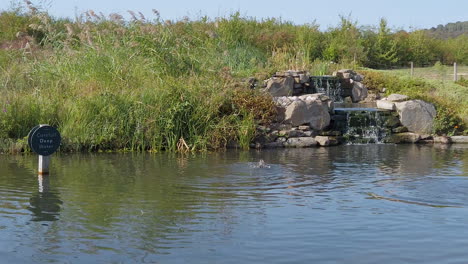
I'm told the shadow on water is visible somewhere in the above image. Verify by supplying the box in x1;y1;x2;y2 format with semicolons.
27;175;62;222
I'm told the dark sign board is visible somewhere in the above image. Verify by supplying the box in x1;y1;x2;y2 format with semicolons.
28;125;61;156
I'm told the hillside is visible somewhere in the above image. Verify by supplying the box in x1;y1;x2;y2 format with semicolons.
427;21;468;39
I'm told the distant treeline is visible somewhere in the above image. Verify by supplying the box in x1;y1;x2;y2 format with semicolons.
427;21;468;39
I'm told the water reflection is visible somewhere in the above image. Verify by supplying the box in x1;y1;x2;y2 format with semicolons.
27;175;62;221
0;145;467;263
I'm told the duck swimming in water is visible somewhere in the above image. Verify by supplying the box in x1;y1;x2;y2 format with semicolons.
254;159;270;168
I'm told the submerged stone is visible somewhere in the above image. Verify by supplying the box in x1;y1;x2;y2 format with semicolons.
284;137;317;148
433;136;451;144
386;132;421;144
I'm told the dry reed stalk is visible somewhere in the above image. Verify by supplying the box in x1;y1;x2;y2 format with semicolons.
177;137;190;152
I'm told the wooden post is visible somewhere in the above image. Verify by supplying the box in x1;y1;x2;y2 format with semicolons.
38;155;50;175
410;62;414;77
454;62;458;81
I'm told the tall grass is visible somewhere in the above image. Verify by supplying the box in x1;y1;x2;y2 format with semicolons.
0;3;466;153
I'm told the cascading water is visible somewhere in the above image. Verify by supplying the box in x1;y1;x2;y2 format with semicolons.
310;76;343;102
295;74;400;144
332;104;393;144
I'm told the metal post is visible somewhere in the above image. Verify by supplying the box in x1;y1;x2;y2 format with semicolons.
454;62;458;81
410;62;414;77
38;155;50;175
38;174;50;193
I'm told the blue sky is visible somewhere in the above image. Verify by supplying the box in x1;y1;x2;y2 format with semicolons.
2;0;467;30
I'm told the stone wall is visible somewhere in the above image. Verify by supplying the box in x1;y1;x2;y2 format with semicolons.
252;70;467;148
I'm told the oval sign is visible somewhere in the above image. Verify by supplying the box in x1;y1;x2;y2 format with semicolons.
27;125;41;151
28;125;61;156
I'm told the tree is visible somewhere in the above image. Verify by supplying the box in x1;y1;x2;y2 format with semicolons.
365;18;398;68
322;15;365;65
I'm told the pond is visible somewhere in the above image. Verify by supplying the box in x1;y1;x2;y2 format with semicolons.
1;144;467;263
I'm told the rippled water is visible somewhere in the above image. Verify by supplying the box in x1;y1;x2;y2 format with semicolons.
1;144;468;263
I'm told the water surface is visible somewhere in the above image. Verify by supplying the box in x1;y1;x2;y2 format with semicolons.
1;144;467;263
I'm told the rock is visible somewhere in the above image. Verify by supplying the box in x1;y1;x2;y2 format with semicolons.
319;130;341;136
353;74;364;82
327;100;334;112
303;131;314;137
275;106;286;122
351;82;368;102
387;94;409;102
450;136;468;144
315;136;330;146
418;139;434;144
283;99;331;130
294;83;303;89
376;99;396;111
327;137;340;146
298;73;309;83
341;72;352;79
384;115;401;128
336;69;356;75
264;76;294;96
395;100;436;134
284;137;317;148
298;125;310;131
269;123;292;131
420;134;432;140
333;69;357;80
362;93;379;102
387;132;421;144
344;96;353;103
433;136;451;144
299;93;330;102
264;142;284;148
392;126;408;133
250;142;263;149
243;77;257;89
276;137;287;143
267;131;279;142
278;130;288;137
287;130;306;138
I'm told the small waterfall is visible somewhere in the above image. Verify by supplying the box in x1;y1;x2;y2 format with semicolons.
310;76;343;102
333;106;391;144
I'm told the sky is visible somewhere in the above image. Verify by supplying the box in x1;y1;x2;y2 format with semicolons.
1;0;467;30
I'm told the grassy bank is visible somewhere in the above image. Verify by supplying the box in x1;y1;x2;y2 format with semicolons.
0;4;350;153
0;3;467;153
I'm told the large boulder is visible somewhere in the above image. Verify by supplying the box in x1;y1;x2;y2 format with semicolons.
395;100;436;134
284;99;330;130
376;99;396;110
264;76;294;96
351;81;368;102
387;94;409;102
